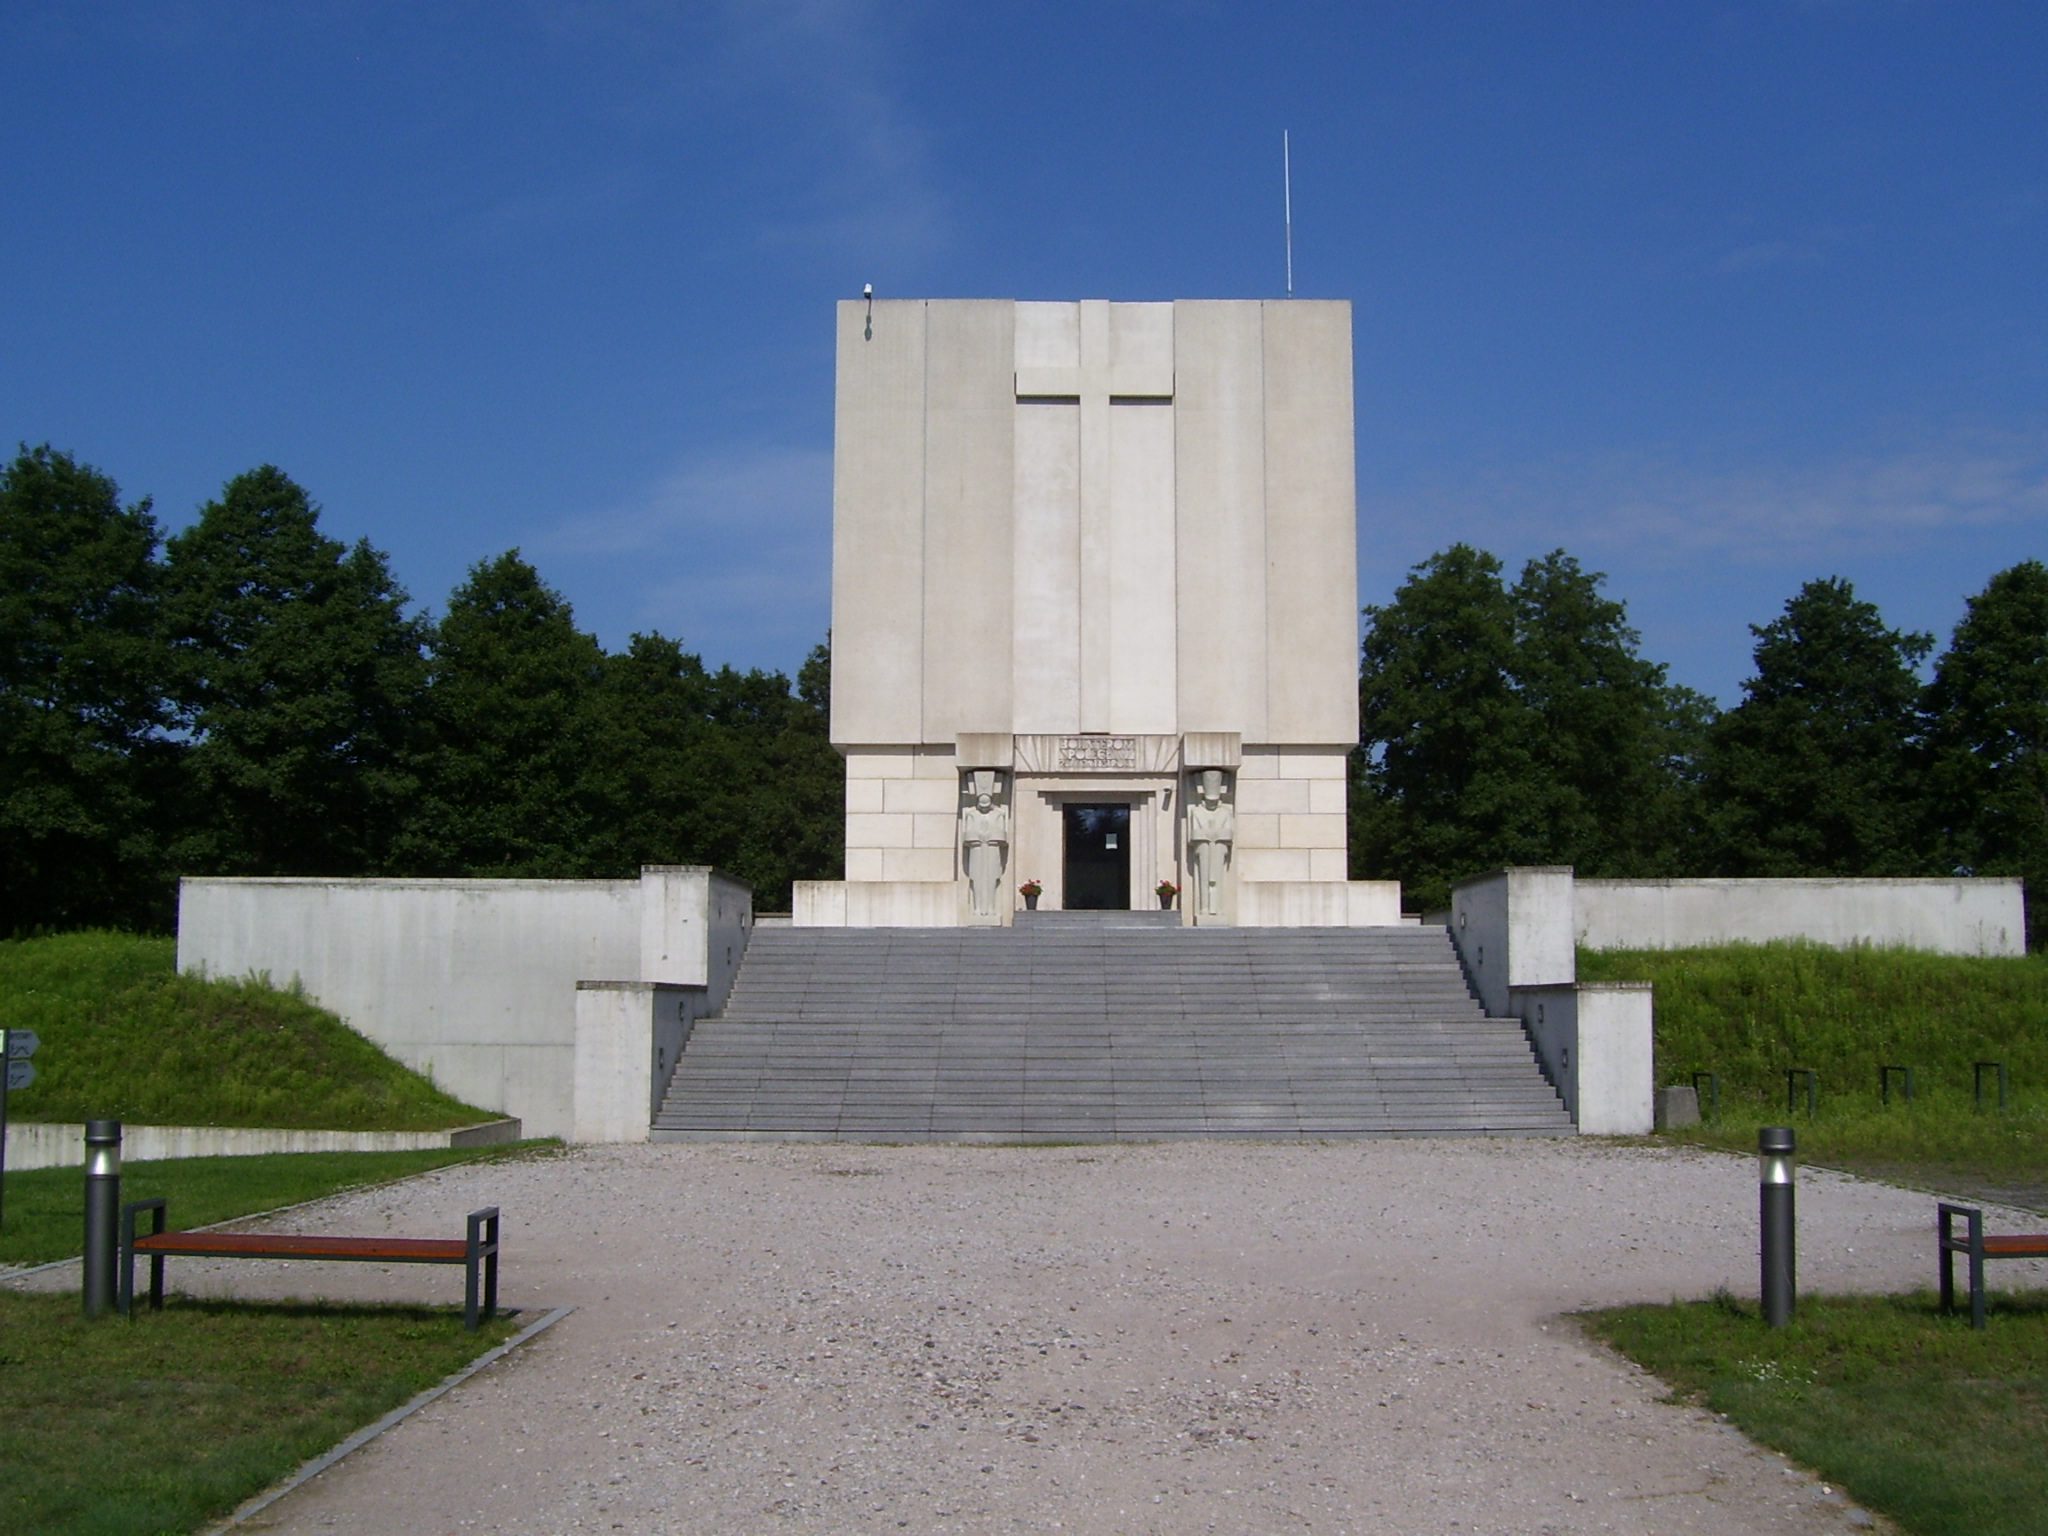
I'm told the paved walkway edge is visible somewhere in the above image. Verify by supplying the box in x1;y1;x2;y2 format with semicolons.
5;1117;523;1172
208;1303;574;1534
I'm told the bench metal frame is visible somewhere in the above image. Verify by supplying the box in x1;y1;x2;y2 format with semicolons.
1938;1201;2048;1330
118;1200;500;1330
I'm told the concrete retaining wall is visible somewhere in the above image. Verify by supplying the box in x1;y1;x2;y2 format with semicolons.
1507;983;1653;1137
1236;881;1407;928
571;981;726;1143
177;867;753;1141
1577;877;2025;957
794;880;961;927
4;1117;521;1172
1448;868;1576;1020
1448;869;1653;1134
1444;866;2027;1133
796;878;1409;929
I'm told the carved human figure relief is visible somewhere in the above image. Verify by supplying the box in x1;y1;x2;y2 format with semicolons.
1186;769;1235;917
961;771;1011;918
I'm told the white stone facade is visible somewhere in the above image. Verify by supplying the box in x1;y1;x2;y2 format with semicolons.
815;297;1367;925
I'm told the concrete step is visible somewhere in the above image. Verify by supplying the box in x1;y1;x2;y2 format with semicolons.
654;923;1574;1140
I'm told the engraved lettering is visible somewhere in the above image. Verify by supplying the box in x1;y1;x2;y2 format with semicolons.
1057;735;1138;770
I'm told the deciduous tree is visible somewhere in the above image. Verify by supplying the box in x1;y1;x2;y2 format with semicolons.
399;550;606;875
1356;545;1546;908
1922;560;2048;944
163;466;428;875
1509;550;1710;874
0;446;175;930
1703;577;1932;876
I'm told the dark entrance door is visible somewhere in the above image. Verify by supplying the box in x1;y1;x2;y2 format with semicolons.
1063;803;1131;910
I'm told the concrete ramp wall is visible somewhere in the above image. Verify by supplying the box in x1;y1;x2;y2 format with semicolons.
1446;866;2029;1135
177;867;752;1140
1577;877;2024;957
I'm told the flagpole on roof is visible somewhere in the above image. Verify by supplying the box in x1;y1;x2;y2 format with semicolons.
1283;129;1294;297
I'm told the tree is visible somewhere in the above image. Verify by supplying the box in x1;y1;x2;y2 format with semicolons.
0;446;176;931
1922;560;2048;944
577;631;721;875
163;466;428;876
1702;577;1933;876
1508;550;1710;874
1355;545;1713;907
1355;545;1548;908
720;638;842;905
399;550;607;875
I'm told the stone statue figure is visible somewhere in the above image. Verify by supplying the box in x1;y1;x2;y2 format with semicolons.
961;772;1010;918
1186;769;1235;917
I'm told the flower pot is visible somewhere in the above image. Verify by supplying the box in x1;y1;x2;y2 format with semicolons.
1158;892;1174;909
1023;892;1039;910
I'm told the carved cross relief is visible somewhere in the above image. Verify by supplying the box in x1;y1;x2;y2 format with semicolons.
1014;300;1174;732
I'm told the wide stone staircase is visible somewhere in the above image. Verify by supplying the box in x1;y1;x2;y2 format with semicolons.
651;915;1573;1140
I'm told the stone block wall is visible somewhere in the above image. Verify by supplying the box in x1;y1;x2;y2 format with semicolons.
1232;747;1352;884
841;744;963;886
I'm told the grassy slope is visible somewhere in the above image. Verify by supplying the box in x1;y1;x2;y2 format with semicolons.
1580;943;2048;1204
1573;948;2048;1534
0;931;489;1131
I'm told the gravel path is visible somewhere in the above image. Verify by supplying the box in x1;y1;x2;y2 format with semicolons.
93;1138;2047;1534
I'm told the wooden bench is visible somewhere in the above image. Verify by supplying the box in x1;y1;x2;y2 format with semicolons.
1938;1202;2048;1329
118;1200;500;1330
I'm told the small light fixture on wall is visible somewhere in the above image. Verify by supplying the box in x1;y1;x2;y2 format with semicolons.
863;282;873;340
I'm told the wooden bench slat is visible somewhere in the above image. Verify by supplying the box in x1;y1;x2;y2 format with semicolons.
1938;1202;2048;1330
119;1200;501;1330
1980;1235;2048;1258
131;1232;472;1263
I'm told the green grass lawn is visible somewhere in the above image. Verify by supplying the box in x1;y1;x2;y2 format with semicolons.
0;936;557;1532
1584;1289;2048;1536
1;930;489;1131
0;1142;559;1268
1580;943;2048;1207
0;1289;525;1536
1572;944;2048;1532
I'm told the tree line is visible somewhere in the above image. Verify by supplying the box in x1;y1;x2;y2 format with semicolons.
9;443;2042;944
1354;545;2048;943
1;445;841;933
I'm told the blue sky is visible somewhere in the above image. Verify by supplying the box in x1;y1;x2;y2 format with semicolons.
5;1;2044;706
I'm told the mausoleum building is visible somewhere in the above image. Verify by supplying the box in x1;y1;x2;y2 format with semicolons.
161;293;2017;1146
798;297;1396;927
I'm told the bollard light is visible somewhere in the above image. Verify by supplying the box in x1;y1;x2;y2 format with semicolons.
1759;1125;1796;1328
82;1119;122;1319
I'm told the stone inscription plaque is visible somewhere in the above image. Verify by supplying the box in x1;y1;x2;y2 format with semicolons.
1012;733;1180;775
1058;735;1139;771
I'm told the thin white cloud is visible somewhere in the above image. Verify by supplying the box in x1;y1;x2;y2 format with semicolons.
713;0;949;266
1370;426;2048;570
534;442;832;662
1714;220;1868;276
633;556;831;671
546;443;832;555
467;2;946;266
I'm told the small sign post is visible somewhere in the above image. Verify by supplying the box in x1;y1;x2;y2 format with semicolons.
0;1027;41;1230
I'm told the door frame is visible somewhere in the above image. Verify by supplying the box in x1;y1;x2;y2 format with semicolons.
1061;801;1133;910
1018;782;1170;913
